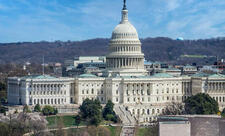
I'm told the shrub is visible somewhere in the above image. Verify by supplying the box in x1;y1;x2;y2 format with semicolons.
34;104;41;112
42;105;57;116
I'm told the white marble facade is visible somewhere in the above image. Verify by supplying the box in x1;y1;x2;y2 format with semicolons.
7;75;74;106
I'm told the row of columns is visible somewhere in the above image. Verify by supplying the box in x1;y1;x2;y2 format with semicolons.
182;82;191;94
207;82;225;92
110;46;140;52
107;58;144;69
32;98;66;105
30;84;65;91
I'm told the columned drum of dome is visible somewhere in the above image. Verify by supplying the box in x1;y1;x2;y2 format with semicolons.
106;1;147;77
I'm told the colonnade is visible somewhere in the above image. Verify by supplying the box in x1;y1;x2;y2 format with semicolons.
107;58;144;69
207;82;225;92
110;45;141;52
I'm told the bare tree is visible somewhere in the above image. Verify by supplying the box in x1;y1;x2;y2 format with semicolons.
162;102;185;115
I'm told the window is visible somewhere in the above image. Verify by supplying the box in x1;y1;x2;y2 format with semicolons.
116;97;118;102
152;109;155;114
82;90;84;94
116;90;118;94
167;88;169;93
91;89;94;94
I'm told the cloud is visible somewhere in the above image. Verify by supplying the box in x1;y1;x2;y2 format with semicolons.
0;0;225;42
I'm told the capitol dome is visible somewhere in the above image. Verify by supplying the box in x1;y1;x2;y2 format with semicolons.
112;22;139;39
106;0;147;77
111;8;139;40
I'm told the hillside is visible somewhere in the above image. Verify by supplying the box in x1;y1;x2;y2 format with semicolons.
0;37;225;65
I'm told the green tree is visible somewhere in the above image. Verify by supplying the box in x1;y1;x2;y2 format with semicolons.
103;100;114;118
0;102;6;114
221;108;225;118
75;115;81;128
103;100;118;123
42;105;57;116
34;104;41;112
79;98;102;126
0;82;6;91
185;93;219;114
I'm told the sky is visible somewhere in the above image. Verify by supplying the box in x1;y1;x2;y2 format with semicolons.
0;0;225;43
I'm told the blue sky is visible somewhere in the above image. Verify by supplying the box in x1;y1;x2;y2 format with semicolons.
0;0;225;43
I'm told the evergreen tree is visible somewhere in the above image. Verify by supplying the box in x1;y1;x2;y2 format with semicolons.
185;93;219;114
102;100;118;123
74;115;81;128
34;104;41;112
79;98;102;126
221;108;225;118
103;100;114;118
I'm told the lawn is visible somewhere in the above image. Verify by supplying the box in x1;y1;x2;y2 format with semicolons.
46;115;87;128
46;115;115;128
136;126;158;136
50;126;122;136
106;126;122;136
136;127;149;136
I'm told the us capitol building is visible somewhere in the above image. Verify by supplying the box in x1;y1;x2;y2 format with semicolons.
7;1;225;124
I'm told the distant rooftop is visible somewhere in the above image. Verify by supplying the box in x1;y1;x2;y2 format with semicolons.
79;73;98;78
192;73;225;78
21;75;56;80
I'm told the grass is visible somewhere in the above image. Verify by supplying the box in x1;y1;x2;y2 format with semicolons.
50;126;122;136
46;115;86;128
46;115;115;128
136;126;158;136
106;126;122;136
136;127;149;136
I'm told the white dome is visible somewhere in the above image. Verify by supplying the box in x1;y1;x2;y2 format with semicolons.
111;22;139;39
111;10;139;40
113;22;138;35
